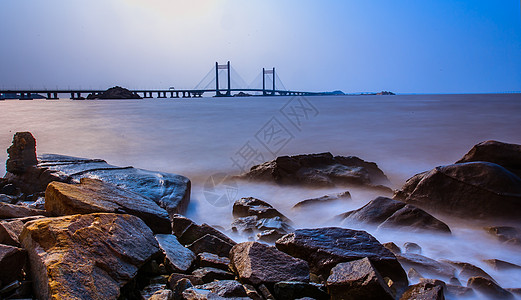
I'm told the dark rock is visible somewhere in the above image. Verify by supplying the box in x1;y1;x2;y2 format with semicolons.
229;241;310;286
275;227;408;292
6;132;37;174
382;242;401;255
326;258;394;300
257;229;287;243
483;258;521;270
197;252;230;270
187;233;235;257
467;276;514;299
399;281;445;300
449;277;461;286
485;226;521;246
191;267;234;283
0;244;26;284
1;184;18;196
171;214;235;246
397;253;455;281
395;162;521;220
20;213;160;299
0;202;48;219
167;273;203;288
171;278;192;300
45;178;171;233
0;194;15;204
507;288;521;296
258;284;275;299
403;242;422;254
236;152;391;189
39;154;191;217
0;215;46;246
292;191;351;210
339;197;451;233
197;280;248;297
408;268;423;281
155;234;195;273
140;284;168;299
446;284;474;297
148;289;173;300
4;165;71;195
273;281;328;300
243;284;263;300
91;86;142;99
232;197;290;221
456;140;521;178
441;260;496;283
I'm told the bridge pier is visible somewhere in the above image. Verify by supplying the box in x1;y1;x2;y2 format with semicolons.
158;92;166;98
182;91;191;98
20;92;33;100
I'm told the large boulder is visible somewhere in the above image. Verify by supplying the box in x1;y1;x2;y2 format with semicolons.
229;241;310;286
6;132;38;174
0;216;45;246
275;227;408;292
456;140;521;178
236;152;390;189
394;162;521;220
39;154;190;217
45;178;171;233
232;197;290;221
339;197;451;233
292;191;351;210
0;202;48;219
19;213;161;299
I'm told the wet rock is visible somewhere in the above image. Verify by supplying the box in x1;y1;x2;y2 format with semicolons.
6;132;38;174
232;197;290;221
197;252;230;270
404;242;422;254
140;284;167;299
229;241;310;286
171;278;192;300
20;213;160;299
243;284;263;300
275;227;408;292
395;162;521;220
167;273;203;288
507;288;521;296
45;178;171;233
292;191;351;210
408;268;423;281
39;154;191;216
273;281;328;300
449;277;461;286
258;284;275;299
397;253;455;281
197;280;248;297
467;276;514;299
339;197;451;233
191;267;234;283
148;289;173;300
0;194;15;204
326;258;394;300
171;214;235;247
0;202;48;219
4;165;70;195
237;152;391;189
456;140;521;178
91;86;142;99
446;284;474;298
382;242;401;255
442;260;496;283
257;229;287;243
485;226;521;246
399;281;445;300
187;233;235;257
483;258;521;270
155;234;195;273
1;184;18;196
0;244;26;284
0;215;45;246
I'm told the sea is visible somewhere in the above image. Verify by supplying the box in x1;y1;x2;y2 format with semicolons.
1;94;521;297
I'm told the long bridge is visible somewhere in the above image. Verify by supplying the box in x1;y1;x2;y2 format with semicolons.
1;61;331;100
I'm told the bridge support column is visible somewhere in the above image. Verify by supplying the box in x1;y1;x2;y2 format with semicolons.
53;93;58;99
47;92;52;99
170;92;174;98
70;93;75;99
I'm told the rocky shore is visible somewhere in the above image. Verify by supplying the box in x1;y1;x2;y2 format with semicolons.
0;132;520;299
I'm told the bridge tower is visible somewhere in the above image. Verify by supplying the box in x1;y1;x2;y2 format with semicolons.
262;67;276;96
215;61;231;97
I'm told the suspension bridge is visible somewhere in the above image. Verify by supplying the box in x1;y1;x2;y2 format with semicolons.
0;62;331;100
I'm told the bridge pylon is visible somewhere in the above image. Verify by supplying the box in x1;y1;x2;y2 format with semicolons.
215;61;231;97
262;67;276;96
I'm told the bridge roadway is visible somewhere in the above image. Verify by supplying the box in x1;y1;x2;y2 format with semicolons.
0;88;327;100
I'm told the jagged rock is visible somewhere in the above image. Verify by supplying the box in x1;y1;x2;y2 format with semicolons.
397;253;455;280
148;289;173;300
467;276;514;299
4;165;70;195
0;194;15;204
408;268;423;281
258;284;275;299
229;241;309;286
273;281;328;300
484;226;521;246
483;258;521;270
236;152;391;189
456;140;521;178
167;273;203;288
243;284;263;300
232;197;290;221
0;202;48;219
191;267;234;283
257;229;287;243
446;284;474;297
140;284;168;299
171;278;192;300
382;242;401;255
6;132;37;174
400;281;445;300
339;197;451;233
292;191;351;210
0;244;26;284
90;86;142;99
39;154;191;217
441;260;496;283
403;242;422;254
197;252;230;270
45;178;171;233
187;233;235;257
326;258;394;300
394;162;521;220
171;214;235;246
1;184;18;196
155;234;195;273
275;227;408;292
196;280;248;297
20;213;160;299
0;215;45;246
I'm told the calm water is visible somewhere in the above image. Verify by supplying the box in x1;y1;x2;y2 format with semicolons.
2;94;521;295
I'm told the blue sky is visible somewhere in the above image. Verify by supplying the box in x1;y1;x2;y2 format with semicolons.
0;0;520;93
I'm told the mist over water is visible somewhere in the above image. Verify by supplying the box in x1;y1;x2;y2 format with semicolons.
2;94;521;297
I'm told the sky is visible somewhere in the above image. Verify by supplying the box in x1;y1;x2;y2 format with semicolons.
0;0;520;94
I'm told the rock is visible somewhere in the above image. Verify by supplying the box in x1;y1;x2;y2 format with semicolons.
483;258;521;271
4;165;71;195
258;284;275;299
229;241;310;286
399;281;445;300
243;284;263;300
236;152;391;189
148;289;173;300
0;244;26;284
467;276;514;299
232;214;294;243
45;178;171;233
191;267;234;283
187;234;235;258
485;226;521;246
0;216;45;246
275;227;408;292
396;253;455;281
171;278;192;300
197;252;230;270
171;214;235;246
292;191;351;210
326;258;394;300
382;242;401;255
441;261;496;283
395;162;521;220
403;242;422;254
232;197;290;221
196;280;248;297
446;284;474;297
0;194;15;204
257;229;287;243
273;281;328;300
408;268;423;281
155;234;195;273
507;288;521;296
6;132;37;174
39;154;191;217
140;284;167;299
339;197;451;233
456;140;521;178
0;202;48;219
91;86;142;99
20;213;160;299
1;184;18;196
167;273;203;288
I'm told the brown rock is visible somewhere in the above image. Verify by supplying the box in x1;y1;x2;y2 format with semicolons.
273;281;328;300
467;276;514;299
20;213;160;299
167;273;203;288
483;258;521;271
400;281;445;300
171;278;192;300
191;267;234;283
6;132;37;174
403;242;422;254
456;140;521;178
45;178;170;233
0;244;26;284
187;233;235;257
232;197;290;221
292;191;351;210
0;202;48;219
155;234;195;273
397;253;455;281
0;215;46;246
197;252;230;270
382;242;401;255
229;241;310;286
171;214;235;246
